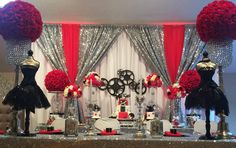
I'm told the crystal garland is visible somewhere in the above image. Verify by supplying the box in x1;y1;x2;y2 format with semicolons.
6;39;31;65
205;39;233;68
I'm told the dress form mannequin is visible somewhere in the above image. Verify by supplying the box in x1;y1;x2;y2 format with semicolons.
185;52;229;140
3;50;50;136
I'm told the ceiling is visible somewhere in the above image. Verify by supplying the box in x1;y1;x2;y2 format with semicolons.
0;0;235;72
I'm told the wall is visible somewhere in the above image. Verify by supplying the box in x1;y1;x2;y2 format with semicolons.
223;73;236;134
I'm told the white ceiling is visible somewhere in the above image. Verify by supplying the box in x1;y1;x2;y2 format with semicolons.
0;0;235;72
25;0;215;24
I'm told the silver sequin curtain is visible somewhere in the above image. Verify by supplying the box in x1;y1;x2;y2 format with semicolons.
36;24;67;71
125;25;171;86
76;25;123;84
176;25;206;81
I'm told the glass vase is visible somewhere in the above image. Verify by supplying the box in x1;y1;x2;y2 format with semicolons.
49;91;64;114
170;98;185;127
64;98;79;136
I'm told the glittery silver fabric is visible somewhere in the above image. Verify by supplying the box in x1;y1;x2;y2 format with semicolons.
206;39;233;68
36;24;67;71
6;39;31;65
0;134;236;148
125;25;171;86
76;25;123;84
176;25;206;81
0;73;14;101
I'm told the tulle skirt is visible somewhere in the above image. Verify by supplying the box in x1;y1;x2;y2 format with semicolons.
185;81;229;116
2;84;50;113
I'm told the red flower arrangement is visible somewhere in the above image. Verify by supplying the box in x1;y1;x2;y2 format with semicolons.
44;70;70;91
0;1;43;42
64;84;82;99
179;70;201;93
144;73;162;88
83;72;103;87
196;0;236;42
167;83;186;100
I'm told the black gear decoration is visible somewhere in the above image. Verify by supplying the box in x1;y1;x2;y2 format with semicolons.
119;70;135;85
134;81;147;95
129;81;137;90
107;78;125;97
98;78;108;91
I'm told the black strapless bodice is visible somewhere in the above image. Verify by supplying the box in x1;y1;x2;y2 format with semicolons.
2;66;50;113
20;66;38;85
185;68;229;116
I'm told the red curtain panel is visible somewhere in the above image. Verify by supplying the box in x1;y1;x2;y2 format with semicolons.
62;24;80;83
164;25;185;84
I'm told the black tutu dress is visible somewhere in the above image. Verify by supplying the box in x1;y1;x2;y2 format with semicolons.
185;67;229;116
2;65;50;113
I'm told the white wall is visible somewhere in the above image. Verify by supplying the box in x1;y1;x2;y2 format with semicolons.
223;73;236;134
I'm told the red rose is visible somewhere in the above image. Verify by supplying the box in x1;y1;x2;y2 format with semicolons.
196;0;236;42
144;73;162;88
0;1;42;42
45;70;70;91
179;70;201;93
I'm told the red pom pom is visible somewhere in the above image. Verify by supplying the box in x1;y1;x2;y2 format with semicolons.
167;83;186;100
196;0;236;42
0;1;43;41
44;70;70;91
64;84;82;99
179;70;201;93
83;72;102;87
144;73;162;88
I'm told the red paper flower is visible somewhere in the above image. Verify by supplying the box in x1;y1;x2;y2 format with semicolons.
196;0;236;42
83;72;103;87
167;83;186;100
144;73;162;88
0;1;43;42
44;70;70;91
179;70;201;93
64;84;82;99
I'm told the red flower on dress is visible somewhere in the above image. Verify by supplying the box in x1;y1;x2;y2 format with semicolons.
0;1;43;42
44;70;70;91
167;83;186;100
83;72;103;87
64;84;82;99
179;70;201;93
144;73;162;88
196;0;236;42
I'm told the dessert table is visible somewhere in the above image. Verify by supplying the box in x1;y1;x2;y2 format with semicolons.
0;134;235;148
